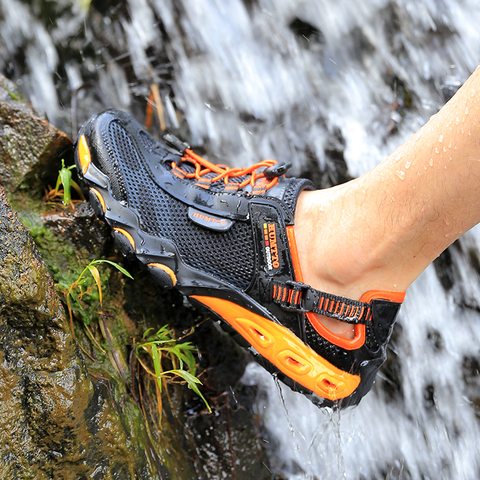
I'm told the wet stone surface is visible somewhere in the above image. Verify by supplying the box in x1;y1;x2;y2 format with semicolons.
0;188;145;479
0;75;72;195
41;201;111;257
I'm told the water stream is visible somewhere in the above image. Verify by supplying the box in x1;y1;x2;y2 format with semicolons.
2;0;480;478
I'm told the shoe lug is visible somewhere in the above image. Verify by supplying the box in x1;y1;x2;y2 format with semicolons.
82;162;109;190
147;263;177;290
88;188;105;219
112;228;136;258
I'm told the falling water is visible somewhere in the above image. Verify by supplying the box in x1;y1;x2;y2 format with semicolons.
2;0;480;478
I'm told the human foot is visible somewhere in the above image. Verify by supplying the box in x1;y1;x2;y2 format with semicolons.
75;109;404;408
293;179;408;339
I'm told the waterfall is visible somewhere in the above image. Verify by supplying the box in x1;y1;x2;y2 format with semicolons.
2;0;480;478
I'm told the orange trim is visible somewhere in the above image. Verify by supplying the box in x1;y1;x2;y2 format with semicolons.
191;295;360;401
78;134;92;175
294;290;300;305
286;226;302;279
89;188;106;213
285;225;405;351
148;263;177;287
113;227;135;249
307;314;366;350
359;290;406;304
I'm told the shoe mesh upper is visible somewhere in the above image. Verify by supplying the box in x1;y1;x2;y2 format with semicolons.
104;121;255;291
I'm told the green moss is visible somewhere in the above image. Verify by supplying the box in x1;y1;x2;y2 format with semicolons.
8;91;24;102
6;191;203;477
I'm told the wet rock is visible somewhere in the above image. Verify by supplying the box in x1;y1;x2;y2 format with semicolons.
0;73;71;194
462;355;480;421
184;389;273;480
289;17;325;46
41;201;111;257
299;127;352;189
433;246;456;291
0;187;155;479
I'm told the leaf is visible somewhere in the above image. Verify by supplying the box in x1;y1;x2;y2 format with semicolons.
142;327;154;339
59;159;74;206
151;344;163;393
169;369;211;412
87;265;102;305
91;259;134;279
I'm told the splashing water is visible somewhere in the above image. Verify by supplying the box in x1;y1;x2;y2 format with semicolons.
2;0;480;478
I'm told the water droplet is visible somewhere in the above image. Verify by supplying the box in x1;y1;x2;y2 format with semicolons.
456;116;460;124
396;170;405;180
429;158;434;167
405;160;411;169
438;134;443;143
392;151;402;162
443;146;447;152
465;106;469;115
468;130;472;136
434;147;439;153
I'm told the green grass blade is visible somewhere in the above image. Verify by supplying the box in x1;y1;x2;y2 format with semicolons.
170;369;211;412
151;344;163;393
87;265;102;305
91;259;134;279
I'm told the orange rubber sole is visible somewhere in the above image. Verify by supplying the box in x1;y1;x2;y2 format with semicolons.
191;295;361;401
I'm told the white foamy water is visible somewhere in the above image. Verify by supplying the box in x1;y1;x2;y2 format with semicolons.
2;0;480;478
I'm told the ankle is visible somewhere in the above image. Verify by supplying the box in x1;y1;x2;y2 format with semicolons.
294;182;378;297
293;181;407;339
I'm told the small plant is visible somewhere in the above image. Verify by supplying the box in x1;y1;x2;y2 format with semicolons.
58;259;133;332
44;159;84;206
136;326;211;417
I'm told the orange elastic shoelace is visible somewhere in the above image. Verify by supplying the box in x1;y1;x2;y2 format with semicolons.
171;148;280;190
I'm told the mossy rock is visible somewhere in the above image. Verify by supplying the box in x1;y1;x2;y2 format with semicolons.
0;73;72;195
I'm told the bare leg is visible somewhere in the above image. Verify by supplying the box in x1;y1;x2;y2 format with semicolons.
295;66;480;338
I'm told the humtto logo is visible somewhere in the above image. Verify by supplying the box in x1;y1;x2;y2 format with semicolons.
263;222;280;270
193;211;228;227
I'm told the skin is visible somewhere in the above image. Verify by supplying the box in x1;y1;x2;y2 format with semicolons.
294;65;480;338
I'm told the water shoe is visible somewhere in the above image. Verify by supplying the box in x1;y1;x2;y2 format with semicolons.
74;109;404;408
